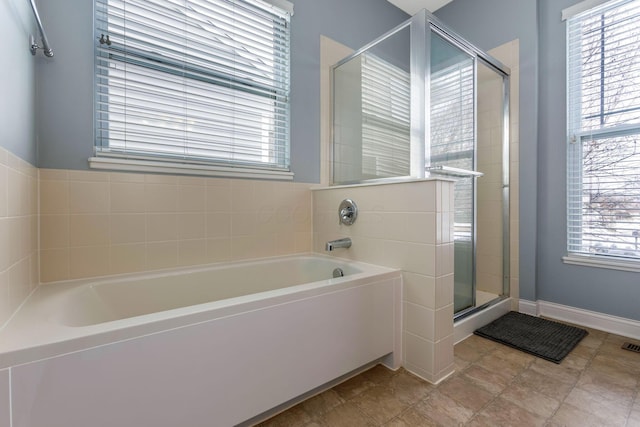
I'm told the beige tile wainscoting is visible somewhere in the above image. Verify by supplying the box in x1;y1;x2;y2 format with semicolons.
39;169;313;282
0;148;38;326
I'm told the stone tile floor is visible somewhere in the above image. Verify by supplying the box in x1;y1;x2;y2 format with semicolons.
258;326;640;426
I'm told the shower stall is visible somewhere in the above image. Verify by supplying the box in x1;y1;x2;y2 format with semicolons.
331;10;510;319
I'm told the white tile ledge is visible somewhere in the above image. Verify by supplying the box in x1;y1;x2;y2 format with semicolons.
562;254;640;273
312;177;453;191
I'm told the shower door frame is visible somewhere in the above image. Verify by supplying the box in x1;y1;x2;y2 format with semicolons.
454;55;511;320
419;11;511;319
329;9;511;317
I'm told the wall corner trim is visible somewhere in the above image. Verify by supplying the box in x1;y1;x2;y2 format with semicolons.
518;299;640;341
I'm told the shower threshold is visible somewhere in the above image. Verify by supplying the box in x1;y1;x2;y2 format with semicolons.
454;294;508;322
453;296;512;343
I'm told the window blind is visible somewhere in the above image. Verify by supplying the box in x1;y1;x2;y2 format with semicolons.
94;0;291;175
567;0;640;260
360;53;411;178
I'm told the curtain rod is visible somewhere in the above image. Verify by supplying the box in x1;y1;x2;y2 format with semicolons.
28;0;53;57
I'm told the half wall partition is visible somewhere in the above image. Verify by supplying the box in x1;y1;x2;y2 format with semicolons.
331;9;510;318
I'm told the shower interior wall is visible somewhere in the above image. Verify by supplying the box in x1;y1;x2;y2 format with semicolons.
451;39;521;313
475;40;520;306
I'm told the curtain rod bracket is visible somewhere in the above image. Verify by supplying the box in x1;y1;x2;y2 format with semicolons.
29;34;53;57
28;0;54;57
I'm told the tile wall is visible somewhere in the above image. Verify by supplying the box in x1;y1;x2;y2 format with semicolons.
313;179;455;384
476;60;507;296
0;147;38;327
39;169;312;282
320;35;353;187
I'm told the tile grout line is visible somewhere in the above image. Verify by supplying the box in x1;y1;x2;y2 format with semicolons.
625;374;640;426
299;366;403;426
356;368;404;427
541;331;603;426
382;376;437;426
437;339;496;425
463;346;537;425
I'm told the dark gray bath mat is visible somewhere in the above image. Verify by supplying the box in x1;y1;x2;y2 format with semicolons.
474;311;588;364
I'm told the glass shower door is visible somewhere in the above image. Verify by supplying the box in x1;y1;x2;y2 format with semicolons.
428;31;477;314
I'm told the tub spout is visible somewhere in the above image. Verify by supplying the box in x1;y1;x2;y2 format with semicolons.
325;237;352;252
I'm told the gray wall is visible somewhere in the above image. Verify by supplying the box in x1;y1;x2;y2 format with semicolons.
34;0;409;183
438;0;640;321
1;0;37;165
35;0;94;173
435;0;539;302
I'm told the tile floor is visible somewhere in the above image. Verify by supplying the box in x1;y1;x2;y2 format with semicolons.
258;326;640;426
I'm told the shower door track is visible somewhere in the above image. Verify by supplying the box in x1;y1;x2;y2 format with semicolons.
454;295;509;322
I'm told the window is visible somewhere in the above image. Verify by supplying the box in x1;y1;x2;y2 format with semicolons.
566;0;640;267
93;0;293;179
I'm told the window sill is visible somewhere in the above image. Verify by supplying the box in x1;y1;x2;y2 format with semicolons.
89;157;294;181
562;254;640;273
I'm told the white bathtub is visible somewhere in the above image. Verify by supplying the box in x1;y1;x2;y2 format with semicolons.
0;254;401;427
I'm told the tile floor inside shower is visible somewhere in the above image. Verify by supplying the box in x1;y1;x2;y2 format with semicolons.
258;325;640;426
454;290;501;317
475;290;499;307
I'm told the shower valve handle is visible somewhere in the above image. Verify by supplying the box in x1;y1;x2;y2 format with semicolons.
338;199;358;226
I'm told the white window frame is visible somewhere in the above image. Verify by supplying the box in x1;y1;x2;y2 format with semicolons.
564;0;640;271
91;0;294;180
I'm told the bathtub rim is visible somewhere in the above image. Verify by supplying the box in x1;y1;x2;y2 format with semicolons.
57;253;374;327
0;253;401;369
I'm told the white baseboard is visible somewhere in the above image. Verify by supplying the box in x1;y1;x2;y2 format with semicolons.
518;299;640;341
518;299;538;316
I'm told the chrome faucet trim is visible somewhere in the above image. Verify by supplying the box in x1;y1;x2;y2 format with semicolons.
325;237;352;252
